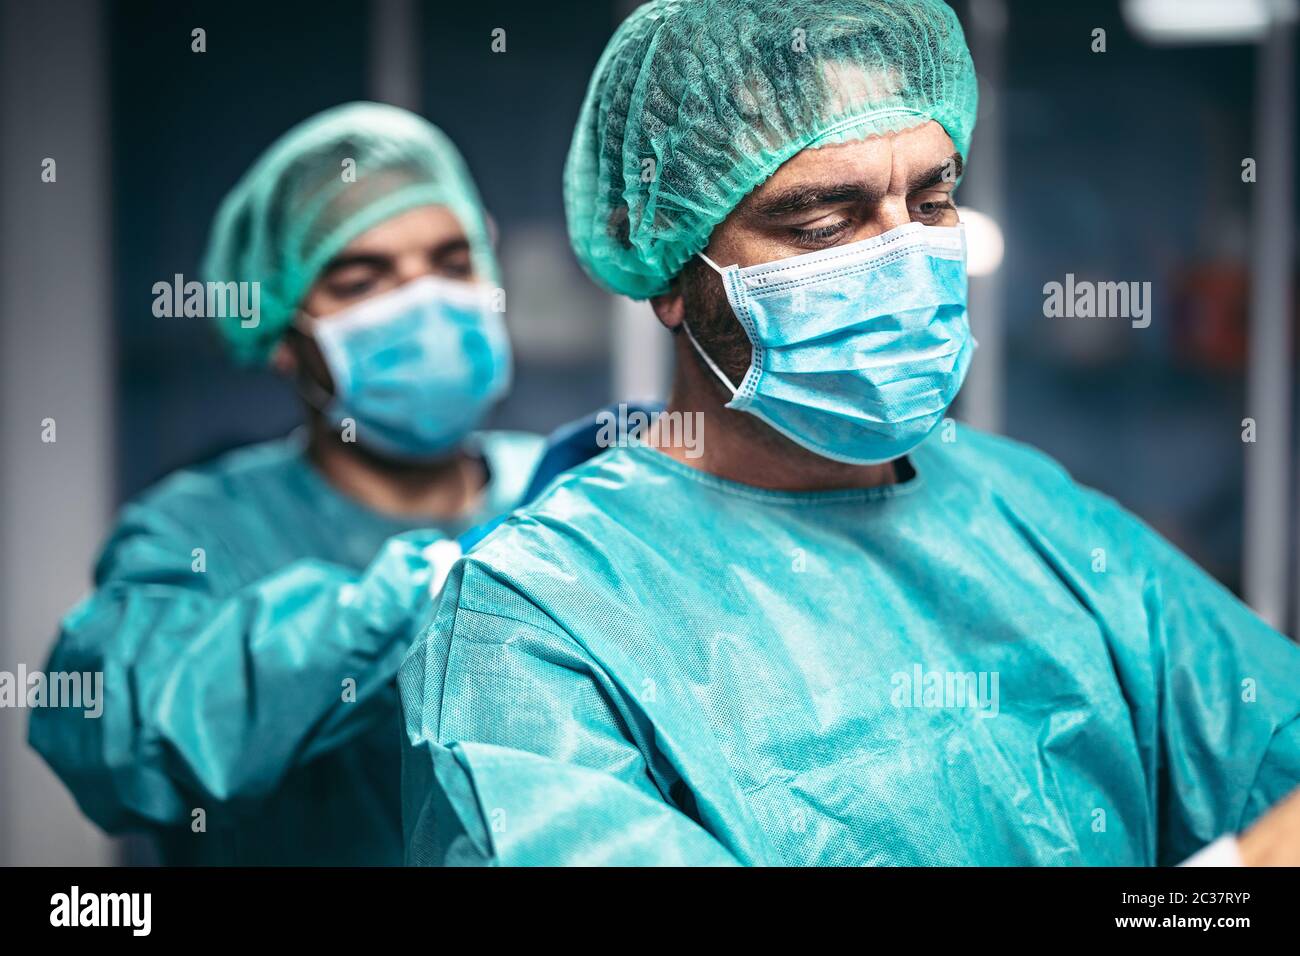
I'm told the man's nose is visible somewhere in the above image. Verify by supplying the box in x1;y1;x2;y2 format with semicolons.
852;198;914;242
873;198;914;234
394;255;437;286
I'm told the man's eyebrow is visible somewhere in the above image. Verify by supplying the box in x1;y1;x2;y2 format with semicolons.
322;238;471;274
748;182;883;219
747;153;964;220
319;252;393;275
909;152;963;191
430;237;471;255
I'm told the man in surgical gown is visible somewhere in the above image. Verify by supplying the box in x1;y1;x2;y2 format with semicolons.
30;103;542;865
399;0;1300;866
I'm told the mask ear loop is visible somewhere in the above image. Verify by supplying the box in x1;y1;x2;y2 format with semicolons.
681;252;741;396
681;321;740;396
697;251;727;274
287;314;339;417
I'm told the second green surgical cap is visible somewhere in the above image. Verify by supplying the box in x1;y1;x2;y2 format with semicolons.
203;102;498;365
564;0;978;298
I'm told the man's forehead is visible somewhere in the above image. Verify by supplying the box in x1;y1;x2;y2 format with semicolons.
742;124;959;209
339;204;465;253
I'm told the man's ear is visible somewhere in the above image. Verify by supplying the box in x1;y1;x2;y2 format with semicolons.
270;338;298;376
649;281;686;331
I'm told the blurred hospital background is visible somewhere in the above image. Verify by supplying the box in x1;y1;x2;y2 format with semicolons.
0;0;1296;864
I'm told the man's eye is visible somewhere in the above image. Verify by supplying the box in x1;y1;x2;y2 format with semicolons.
325;269;384;295
327;276;378;298
790;219;852;248
913;200;955;223
437;258;474;279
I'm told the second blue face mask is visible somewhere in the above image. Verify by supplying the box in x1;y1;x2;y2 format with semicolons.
686;221;974;465
308;275;512;460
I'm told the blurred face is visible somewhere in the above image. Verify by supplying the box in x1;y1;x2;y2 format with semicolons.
276;203;475;387
659;120;961;387
300;204;475;317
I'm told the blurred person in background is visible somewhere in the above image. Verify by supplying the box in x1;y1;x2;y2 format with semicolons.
400;0;1300;867
29;102;542;865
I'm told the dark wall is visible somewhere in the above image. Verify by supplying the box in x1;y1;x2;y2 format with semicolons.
985;0;1295;587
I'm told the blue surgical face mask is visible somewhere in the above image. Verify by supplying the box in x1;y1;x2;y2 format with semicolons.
686;221;974;465
305;275;512;460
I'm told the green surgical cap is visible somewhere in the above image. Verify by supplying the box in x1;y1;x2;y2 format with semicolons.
202;102;498;365
564;0;978;299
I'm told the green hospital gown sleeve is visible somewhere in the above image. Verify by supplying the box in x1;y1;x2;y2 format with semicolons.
28;499;447;832
399;561;740;866
1080;488;1300;864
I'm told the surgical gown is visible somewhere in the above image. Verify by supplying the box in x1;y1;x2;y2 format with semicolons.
400;425;1300;866
30;429;542;865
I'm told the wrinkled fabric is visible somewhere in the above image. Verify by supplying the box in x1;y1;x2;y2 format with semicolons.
313;276;512;458
203;102;498;365
692;222;973;464
564;0;978;298
401;425;1300;866
458;402;664;552
30;430;542;865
